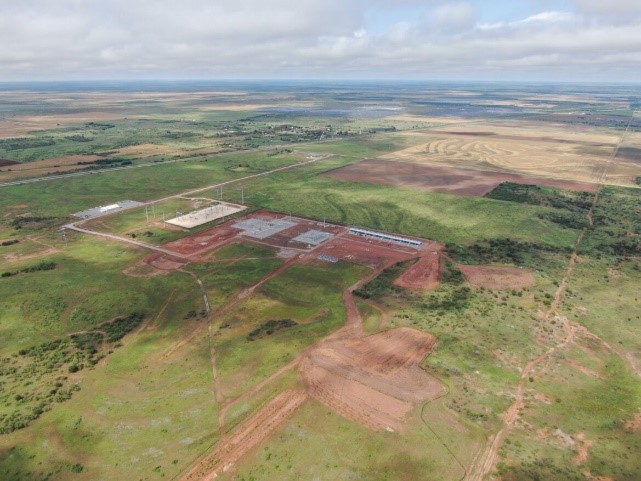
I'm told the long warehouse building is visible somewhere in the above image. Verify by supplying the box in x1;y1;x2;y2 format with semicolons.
348;227;423;248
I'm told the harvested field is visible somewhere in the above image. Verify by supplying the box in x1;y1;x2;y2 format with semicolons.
0;154;105;182
383;114;470;124
395;248;443;290
197;103;272;111
325;159;599;196
606;132;641;185
302;327;442;432
377;122;620;185
459;264;535;290
116;143;187;158
0;111;136;138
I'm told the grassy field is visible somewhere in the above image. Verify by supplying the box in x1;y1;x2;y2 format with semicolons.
240;159;582;247
186;243;283;312
214;261;367;399
0;149;307;218
2;85;641;481
226;397;483;481
0;230;224;480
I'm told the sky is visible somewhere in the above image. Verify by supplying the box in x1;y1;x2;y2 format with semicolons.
1;0;641;82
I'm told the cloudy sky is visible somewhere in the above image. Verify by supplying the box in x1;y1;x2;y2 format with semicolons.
2;0;641;82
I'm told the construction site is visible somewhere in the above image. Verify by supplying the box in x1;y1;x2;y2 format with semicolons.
143;211;445;481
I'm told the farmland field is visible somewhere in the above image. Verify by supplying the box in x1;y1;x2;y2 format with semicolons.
1;82;641;481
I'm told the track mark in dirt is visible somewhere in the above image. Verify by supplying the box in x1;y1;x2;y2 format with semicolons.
181;389;308;481
572;432;593;466
567;360;605;380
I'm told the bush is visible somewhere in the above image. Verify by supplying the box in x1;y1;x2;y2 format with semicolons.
247;319;298;341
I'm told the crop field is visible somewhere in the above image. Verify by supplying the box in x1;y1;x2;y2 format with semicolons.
376;121;632;185
1;83;641;481
324;159;600;197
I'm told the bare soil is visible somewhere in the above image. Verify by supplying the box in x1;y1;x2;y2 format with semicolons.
459;264;535;290
325;159;599;196
316;233;419;269
624;411;641;433
572;432;593;466
302;327;442;432
395;247;442;290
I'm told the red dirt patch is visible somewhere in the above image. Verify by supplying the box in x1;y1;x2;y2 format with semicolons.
317;234;418;269
164;224;240;256
572;432;593;466
149;254;187;271
567;360;605;380
394;247;443;290
0;159;19;167
324;159;599;196
624;411;641;433
459;264;535;290
301;327;443;432
124;253;187;277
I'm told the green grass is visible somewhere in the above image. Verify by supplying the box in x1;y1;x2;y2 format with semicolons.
214;262;367;399
0;231;220;480
0;150;306;218
186;244;283;312
228;397;482;481
241;160;582;247
356;299;382;335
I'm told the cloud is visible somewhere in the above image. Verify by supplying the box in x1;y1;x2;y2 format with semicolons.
0;0;640;81
425;2;477;33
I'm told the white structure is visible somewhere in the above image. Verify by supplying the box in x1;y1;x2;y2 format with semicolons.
166;202;246;228
99;204;121;212
348;227;423;248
